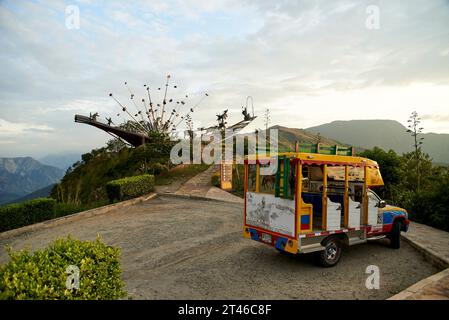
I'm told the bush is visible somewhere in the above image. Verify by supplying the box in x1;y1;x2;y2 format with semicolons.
211;171;221;187
148;162;169;175
0;198;56;232
53;201;109;217
405;177;449;232
106;174;154;202
0;236;126;300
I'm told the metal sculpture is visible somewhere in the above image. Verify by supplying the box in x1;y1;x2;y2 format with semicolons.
75;75;258;150
75;75;209;147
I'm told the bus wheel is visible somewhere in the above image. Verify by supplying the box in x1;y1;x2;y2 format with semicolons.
389;221;401;249
317;237;342;267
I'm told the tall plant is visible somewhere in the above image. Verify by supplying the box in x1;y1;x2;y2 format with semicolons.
406;111;424;191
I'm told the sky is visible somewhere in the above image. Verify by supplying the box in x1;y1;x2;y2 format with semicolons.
0;0;448;158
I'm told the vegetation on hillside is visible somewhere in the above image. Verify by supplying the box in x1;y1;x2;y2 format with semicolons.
271;125;348;151
156;163;210;186
51;132;174;205
359;147;449;231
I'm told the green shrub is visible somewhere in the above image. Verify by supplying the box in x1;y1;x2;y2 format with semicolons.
0;198;56;232
106;174;155;202
211;171;221;187
53;201;109;217
0;236;126;300
148;162;169;175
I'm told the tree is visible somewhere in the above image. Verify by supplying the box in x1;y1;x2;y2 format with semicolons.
358;147;403;200
264;108;270;132
406;111;424;191
401;150;433;191
106;138;127;153
263;108;271;148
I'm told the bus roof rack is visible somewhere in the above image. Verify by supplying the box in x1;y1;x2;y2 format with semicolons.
256;143;356;156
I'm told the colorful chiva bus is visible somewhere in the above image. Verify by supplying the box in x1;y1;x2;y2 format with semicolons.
242;150;410;267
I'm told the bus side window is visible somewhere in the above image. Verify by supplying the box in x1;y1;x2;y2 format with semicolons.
288;160;296;198
260;162;276;195
353;185;363;203
248;164;257;192
302;166;309;192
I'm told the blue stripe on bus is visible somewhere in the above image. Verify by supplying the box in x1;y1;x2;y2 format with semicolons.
249;228;259;241
301;215;310;224
383;210;406;225
275;237;287;251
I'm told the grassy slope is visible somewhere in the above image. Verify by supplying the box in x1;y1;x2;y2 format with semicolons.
155;164;211;186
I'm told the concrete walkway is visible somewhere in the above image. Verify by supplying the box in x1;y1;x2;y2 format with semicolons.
175;165;217;197
174;165;243;204
402;222;449;268
205;186;244;204
390;222;449;300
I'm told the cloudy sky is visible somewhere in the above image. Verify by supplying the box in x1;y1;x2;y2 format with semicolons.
0;0;448;158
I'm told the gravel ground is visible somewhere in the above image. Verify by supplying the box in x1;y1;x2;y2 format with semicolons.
0;195;439;299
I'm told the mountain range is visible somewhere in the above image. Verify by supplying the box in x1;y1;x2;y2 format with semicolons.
0;157;64;205
5;184;57;205
305;120;449;163
38;153;81;170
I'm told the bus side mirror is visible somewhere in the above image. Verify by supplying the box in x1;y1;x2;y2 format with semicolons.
378;200;386;208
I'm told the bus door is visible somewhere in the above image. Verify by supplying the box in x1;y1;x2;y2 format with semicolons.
367;189;383;230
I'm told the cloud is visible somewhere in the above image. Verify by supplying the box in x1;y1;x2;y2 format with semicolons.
0;118;54;136
422;114;449;122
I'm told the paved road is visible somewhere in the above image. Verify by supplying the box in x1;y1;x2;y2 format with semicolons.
0;196;439;299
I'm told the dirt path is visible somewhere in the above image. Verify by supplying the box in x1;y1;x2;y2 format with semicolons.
0;196;439;300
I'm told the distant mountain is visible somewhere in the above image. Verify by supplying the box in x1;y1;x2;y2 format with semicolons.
4;184;55;205
0;157;64;204
0;191;22;205
306;120;449;163
270;125;348;150
39;153;81;170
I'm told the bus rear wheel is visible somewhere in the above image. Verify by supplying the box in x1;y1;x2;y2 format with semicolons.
316;236;342;267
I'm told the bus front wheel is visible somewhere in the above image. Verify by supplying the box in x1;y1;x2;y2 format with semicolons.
389;221;401;249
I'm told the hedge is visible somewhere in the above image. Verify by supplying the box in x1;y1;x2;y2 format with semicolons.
0;236;126;300
106;174;155;203
211;172;221;187
0;198;56;233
